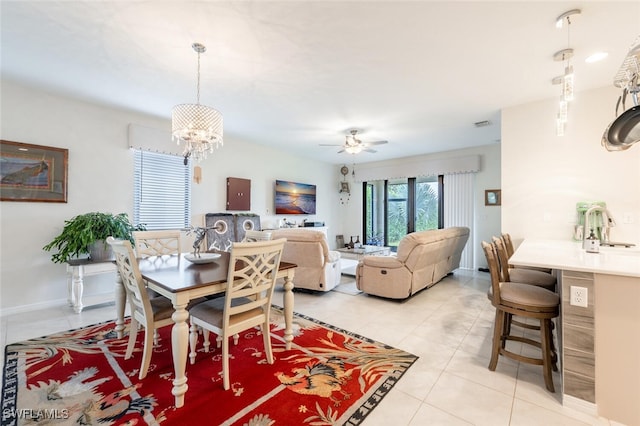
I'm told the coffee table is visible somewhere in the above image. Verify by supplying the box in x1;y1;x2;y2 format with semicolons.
337;245;391;276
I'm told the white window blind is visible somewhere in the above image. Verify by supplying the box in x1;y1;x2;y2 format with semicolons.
443;172;475;269
134;149;192;230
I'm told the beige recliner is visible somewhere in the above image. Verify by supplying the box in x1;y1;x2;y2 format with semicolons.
356;227;470;299
270;229;341;292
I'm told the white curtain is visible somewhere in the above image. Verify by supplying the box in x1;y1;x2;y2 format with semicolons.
444;172;475;270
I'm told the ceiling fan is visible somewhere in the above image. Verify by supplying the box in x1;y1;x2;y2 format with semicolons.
319;129;388;154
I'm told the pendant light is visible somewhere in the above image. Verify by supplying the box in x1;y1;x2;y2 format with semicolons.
553;9;580;136
172;43;223;162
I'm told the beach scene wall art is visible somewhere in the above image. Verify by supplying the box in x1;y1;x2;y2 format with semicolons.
275;180;316;214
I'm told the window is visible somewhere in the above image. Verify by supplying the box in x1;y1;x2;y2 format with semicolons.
133;149;192;230
415;176;441;231
387;179;409;248
364;175;442;251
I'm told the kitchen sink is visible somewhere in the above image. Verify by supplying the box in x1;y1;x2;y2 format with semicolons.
599;245;640;256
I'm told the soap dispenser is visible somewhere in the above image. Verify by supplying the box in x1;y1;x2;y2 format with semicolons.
585;229;600;253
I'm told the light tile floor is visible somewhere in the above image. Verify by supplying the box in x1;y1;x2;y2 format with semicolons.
1;270;621;425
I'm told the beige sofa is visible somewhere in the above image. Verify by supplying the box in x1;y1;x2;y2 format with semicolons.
270;228;341;292
356;227;470;299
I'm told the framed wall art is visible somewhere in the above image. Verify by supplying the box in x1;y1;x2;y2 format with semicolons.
274;179;316;215
0;140;68;203
485;189;501;206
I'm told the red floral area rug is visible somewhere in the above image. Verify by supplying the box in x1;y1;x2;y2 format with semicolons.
2;306;417;425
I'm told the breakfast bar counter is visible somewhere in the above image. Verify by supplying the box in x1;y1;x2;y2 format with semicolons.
510;239;640;426
509;239;640;278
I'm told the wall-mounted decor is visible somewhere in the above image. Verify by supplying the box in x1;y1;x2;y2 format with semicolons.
485;189;501;206
339;165;351;204
226;177;251;211
275;180;316;214
0;140;68;203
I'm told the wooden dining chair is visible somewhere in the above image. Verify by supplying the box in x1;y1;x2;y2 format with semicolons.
133;230;182;258
482;241;560;392
188;238;286;390
107;236;175;380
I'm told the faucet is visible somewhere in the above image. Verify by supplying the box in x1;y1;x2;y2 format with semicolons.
583;205;616;248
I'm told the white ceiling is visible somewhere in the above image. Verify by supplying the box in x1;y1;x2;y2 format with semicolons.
1;1;639;165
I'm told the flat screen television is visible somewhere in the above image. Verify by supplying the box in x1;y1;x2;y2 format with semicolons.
275;180;316;215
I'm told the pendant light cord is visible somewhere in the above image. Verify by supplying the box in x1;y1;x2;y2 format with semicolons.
196;50;201;105
566;17;572;68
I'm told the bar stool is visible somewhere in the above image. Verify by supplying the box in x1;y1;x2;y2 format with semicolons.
490;237;558;362
493;236;556;291
482;241;560;392
502;233;553;274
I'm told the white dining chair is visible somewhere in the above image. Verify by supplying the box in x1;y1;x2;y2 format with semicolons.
188;238;285;390
132;229;184;344
133;230;182;258
107;236;175;379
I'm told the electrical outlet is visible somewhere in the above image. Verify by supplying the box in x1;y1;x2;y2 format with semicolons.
570;286;588;308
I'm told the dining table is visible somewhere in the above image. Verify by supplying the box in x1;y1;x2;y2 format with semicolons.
112;251;297;408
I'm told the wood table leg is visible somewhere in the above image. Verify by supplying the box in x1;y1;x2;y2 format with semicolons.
114;271;126;338
282;272;295;350
171;304;190;408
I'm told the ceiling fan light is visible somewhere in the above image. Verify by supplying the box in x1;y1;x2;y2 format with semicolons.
345;145;362;154
345;134;360;146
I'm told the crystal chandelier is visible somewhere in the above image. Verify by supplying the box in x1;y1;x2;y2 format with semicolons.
172;43;223;162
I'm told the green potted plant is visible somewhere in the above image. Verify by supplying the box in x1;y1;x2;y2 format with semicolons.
43;212;146;263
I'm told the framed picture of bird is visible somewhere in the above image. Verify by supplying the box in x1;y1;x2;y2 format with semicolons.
0;140;68;203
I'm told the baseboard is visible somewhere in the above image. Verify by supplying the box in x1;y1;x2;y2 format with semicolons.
1;298;68;317
563;394;597;416
1;292;115;317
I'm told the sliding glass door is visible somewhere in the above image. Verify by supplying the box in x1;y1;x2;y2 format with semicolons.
387;179;409;248
415;176;440;231
364;176;442;251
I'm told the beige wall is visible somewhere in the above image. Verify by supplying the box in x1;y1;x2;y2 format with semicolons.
502;85;640;247
0;80;340;313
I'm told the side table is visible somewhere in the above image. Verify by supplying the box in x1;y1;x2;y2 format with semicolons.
66;258;119;314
